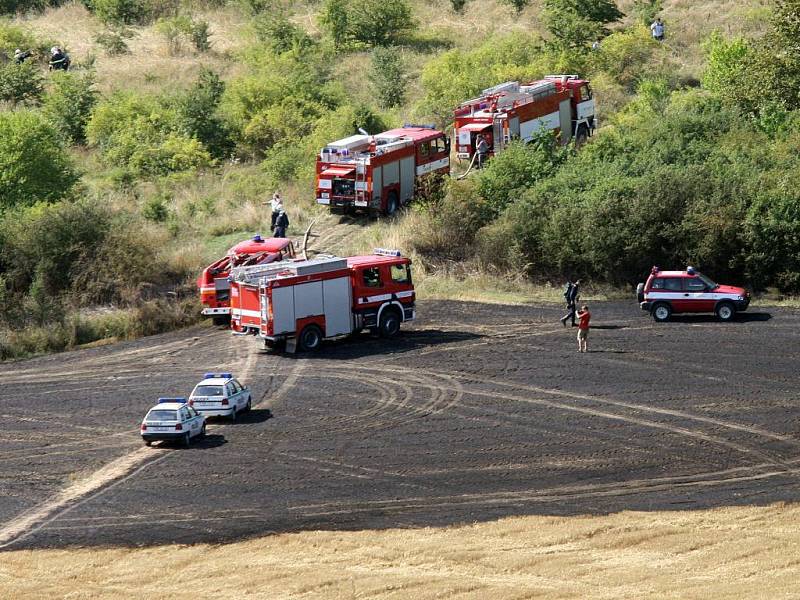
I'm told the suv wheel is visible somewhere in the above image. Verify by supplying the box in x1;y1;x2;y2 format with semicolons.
716;302;736;322
652;302;672;322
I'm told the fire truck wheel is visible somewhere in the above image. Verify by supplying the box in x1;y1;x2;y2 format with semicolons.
385;192;399;217
652;302;672;322
716;302;736;322
299;324;324;352
378;308;402;338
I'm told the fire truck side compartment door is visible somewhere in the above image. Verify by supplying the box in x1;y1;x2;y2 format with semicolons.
322;276;353;337
372;166;382;203
293;281;324;320
384;161;399;187
272;286;295;334
400;156;415;202
558;98;572;145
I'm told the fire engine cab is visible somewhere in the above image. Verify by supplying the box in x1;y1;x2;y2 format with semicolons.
453;75;596;162
197;235;295;325
316;125;450;216
637;266;750;322
229;249;415;352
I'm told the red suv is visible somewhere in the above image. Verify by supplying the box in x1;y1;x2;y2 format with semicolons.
637;266;750;322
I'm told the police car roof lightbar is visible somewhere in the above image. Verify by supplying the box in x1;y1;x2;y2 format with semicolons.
687;266;696;275
203;372;234;379
158;397;187;403
373;248;402;257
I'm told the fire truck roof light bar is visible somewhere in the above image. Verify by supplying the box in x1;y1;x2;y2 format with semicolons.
403;123;436;130
374;248;402;257
158;397;187;403
545;74;579;80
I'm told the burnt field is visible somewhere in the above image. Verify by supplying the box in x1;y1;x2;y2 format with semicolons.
1;300;799;550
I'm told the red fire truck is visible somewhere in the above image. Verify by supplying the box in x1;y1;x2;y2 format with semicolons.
453;75;596;162
229;249;415;351
316;125;450;216
197;235;295;325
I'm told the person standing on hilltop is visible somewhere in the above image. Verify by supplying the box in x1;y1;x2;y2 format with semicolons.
650;18;665;42
262;192;283;231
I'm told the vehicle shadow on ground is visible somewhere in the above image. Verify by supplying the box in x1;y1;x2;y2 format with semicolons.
234;408;272;424
280;329;483;361
666;312;772;324
153;433;227;450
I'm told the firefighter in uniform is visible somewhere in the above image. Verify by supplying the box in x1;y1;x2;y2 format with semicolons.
475;135;489;169
49;46;70;71
273;209;289;238
560;279;581;327
14;49;32;64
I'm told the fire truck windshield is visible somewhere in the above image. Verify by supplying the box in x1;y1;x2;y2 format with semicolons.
332;178;355;197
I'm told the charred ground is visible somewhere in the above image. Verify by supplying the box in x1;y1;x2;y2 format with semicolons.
1;300;798;550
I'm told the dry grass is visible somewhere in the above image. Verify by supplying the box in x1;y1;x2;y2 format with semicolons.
2;503;800;599
16;2;246;94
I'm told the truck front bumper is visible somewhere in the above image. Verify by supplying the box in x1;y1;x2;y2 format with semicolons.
202;307;231;316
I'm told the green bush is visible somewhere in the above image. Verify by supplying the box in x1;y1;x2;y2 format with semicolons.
0;61;43;106
155;14;211;54
0;110;77;209
368;46;407;109
476;137;568;217
500;0;529;13
42;70;97;144
93;28;132;55
89;0;149;24
87;91;213;177
177;69;232;158
319;0;414;48
543;0;624;49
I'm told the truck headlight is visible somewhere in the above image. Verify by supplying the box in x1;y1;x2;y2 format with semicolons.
736;295;744;301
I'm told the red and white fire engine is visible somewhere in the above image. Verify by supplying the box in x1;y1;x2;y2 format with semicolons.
228;249;415;352
316;125;450;216
453;75;596;162
197;235;296;325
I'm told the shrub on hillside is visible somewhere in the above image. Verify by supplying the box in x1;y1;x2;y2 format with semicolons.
87;92;212;177
93;28;132;55
42;70;97;144
156;14;211;54
319;0;414;49
0;110;77;209
543;0;624;49
88;0;148;24
589;25;662;91
176;69;232;158
476;137;568;217
253;11;315;55
0;61;43;106
368;46;406;109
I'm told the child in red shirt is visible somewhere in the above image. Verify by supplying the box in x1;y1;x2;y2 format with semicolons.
576;305;590;353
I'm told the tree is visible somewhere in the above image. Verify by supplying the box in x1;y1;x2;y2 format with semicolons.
500;0;529;13
0;61;43;106
368;46;406;108
319;0;414;48
177;69;232;157
543;0;624;49
0;110;77;209
631;0;662;25
42;71;98;144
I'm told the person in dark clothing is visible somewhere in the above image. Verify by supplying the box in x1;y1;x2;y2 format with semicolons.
49;47;70;71
560;279;581;327
14;49;32;64
273;209;289;238
475;135;489;169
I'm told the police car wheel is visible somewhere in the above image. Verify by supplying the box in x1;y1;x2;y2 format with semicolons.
144;440;152;447
230;406;237;422
379;309;401;338
716;302;735;322
182;432;191;447
200;423;206;438
246;396;252;411
652;303;671;322
299;325;323;352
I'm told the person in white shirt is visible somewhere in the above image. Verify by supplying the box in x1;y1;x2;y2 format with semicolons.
267;193;283;230
650;18;665;41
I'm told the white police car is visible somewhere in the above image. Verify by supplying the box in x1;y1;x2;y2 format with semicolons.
140;398;206;447
188;372;252;421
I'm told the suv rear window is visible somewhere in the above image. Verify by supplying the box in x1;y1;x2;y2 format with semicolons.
194;385;223;396
663;278;683;291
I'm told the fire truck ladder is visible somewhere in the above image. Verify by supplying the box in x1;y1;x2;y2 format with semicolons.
354;160;367;207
